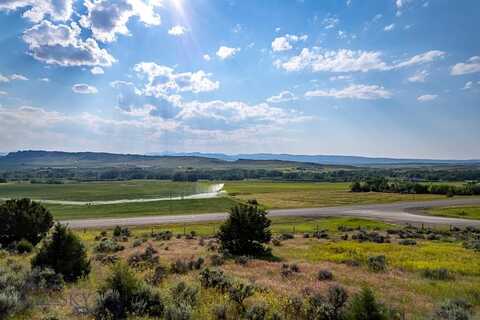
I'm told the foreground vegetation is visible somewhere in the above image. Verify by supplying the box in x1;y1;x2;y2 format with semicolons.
1;200;479;319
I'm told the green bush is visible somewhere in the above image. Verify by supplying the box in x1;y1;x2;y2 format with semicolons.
305;286;348;320
367;255;387;273
228;282;254;311
435;299;473;320
317;269;334;281
95;263;164;320
27;267;64;291
0;198;53;247
0;287;22;319
94;239;124;253
346;288;389;320
200;268;232;293
164;303;193;320
245;303;268;320
0;265;29;318
217;204;272;257
16;239;34;254
31;223;91;282
422;268;453;281
171;282;198;307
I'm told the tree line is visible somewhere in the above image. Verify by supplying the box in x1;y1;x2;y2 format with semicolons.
350;178;480;196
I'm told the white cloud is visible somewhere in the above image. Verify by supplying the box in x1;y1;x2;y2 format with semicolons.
417;94;438;102
23;20;116;67
329;75;352;81
278;48;388;72
0;91;7;95
0;0;73;22
408;70;428;82
39;77;50;82
305;84;392;100
384;24;395;31
91;66;104;75
393;50;445;69
72;83;98;94
272;34;309;52
450;56;480;76
275;27;281;32
10;74;29;81
266;90;297;103
168;25;187;36
462;81;474;90
322;17;339;29
232;24;242;33
203;54;211;61
216;46;240;60
80;0;162;43
134;62;220;95
0;74;9;82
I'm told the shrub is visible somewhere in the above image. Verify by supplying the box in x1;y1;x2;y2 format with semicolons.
200;268;232;293
164;303;193;320
95;263;164;319
94;239;124;253
422;268;453;281
0;288;22;319
171;257;204;274
317;269;333;281
16;239;34;254
113;226;130;238
228;282;254;310
132;238;145;247
435;299;473;320
171;282;198;307
217;204;272;257
0;198;53;247
245;303;268;320
235;255;249;266
346;287;389;320
32;223;90;282
213;303;228;320
272;238;282;246
26;267;64;291
0;265;29;318
304;286;348;320
281;264;300;278
147;265;168;285
210;254;225;266
127;245;159;269
398;239;417;246
367;255;387;273
279;233;294;240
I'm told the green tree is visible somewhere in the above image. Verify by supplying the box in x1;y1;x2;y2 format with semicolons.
0;198;53;247
32;223;90;282
217;204;272;257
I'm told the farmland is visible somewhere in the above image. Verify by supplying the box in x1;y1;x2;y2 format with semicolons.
426;205;480;220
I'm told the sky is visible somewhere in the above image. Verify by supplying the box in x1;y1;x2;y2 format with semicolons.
0;0;479;159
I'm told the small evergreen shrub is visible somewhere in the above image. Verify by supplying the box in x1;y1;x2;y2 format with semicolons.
94;239;124;253
16;239;34;254
32;224;90;282
346;287;389;320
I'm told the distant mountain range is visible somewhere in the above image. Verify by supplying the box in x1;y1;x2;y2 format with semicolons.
0;150;479;170
154;152;480;166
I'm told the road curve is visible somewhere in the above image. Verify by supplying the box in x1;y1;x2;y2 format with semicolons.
63;197;480;229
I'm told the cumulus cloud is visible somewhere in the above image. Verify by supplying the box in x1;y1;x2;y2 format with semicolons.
203;54;211;61
39;77;50;82
72;83;98;94
168;25;186;36
0;74;9;82
22;20;116;67
277;48;445;73
134;62;220;95
79;0;162;43
266;91;297;103
322;17;339;29
450;56;480;75
0;90;7;95
278;48;388;72
408;70;429;82
216;46;240;60
305;84;392;100
0;0;73;22
91;66;104;75
271;34;308;52
417;94;438;102
392;50;445;69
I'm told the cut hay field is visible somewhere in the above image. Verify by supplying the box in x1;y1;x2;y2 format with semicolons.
225;181;445;209
3;217;479;320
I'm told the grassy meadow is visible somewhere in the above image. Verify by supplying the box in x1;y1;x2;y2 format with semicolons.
3;217;479;320
426;205;480;220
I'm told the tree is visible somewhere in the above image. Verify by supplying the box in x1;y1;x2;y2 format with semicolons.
217;204;272;257
346;288;388;320
0;198;53;247
31;223;90;282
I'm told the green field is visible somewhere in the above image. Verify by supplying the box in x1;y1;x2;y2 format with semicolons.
225;181;445;209
0;180;212;201
45;197;238;220
426;205;480;220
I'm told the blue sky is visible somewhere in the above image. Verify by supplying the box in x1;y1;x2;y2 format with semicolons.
0;0;479;159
